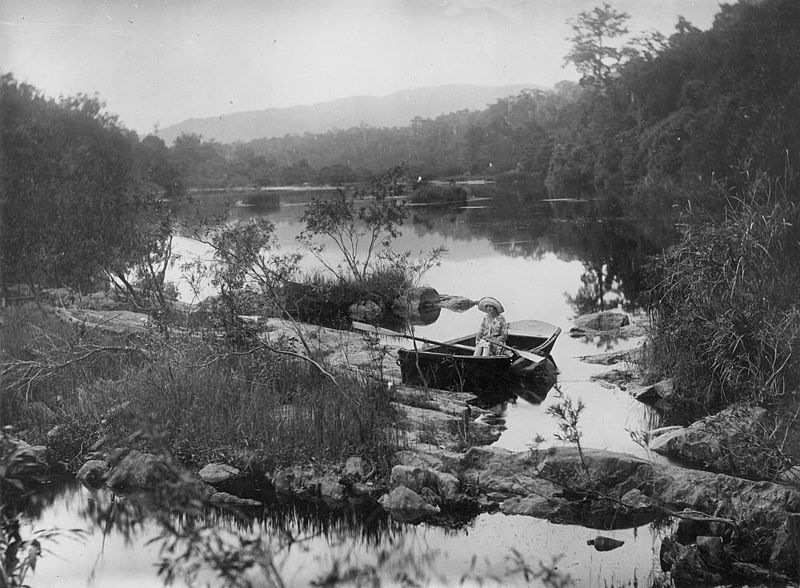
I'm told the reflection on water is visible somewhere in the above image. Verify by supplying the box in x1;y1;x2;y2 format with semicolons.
24;480;671;587
165;184;677;318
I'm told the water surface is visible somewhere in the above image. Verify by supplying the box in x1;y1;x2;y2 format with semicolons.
24;185;678;586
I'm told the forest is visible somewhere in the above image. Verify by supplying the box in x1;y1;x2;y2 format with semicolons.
150;0;800;207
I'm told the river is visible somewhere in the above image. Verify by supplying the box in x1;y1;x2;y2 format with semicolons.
22;184;679;586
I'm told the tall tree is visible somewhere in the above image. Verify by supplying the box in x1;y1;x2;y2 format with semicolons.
564;3;631;90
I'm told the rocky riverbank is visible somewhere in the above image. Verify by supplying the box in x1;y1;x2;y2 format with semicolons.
7;304;800;585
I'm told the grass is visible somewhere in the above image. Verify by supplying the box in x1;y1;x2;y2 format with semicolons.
0;303;400;474
645;172;800;422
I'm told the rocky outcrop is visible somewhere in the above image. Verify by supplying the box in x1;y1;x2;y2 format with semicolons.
54;307;150;336
649;404;783;480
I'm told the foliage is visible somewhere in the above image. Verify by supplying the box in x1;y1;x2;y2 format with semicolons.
0;74;177;300
298;165;409;282
1;430;85;588
646;172;800;419
564;2;631;90
546;386;591;482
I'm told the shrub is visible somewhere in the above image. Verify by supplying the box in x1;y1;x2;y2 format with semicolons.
646;173;800;420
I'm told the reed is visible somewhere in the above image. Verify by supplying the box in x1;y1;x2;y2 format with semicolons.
646;172;800;421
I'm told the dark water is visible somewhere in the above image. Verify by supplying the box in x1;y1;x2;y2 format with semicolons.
21;185;679;586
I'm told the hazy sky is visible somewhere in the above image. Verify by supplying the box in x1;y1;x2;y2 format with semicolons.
1;0;721;134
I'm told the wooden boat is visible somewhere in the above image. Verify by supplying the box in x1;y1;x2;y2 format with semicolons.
396;319;561;394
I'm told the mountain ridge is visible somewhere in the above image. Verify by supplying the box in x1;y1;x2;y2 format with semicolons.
156;83;538;144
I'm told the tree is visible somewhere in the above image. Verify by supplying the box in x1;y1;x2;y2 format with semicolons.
0;74;169;294
564;3;631;90
298;165;409;282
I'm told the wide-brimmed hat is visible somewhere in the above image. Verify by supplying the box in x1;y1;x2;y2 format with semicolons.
478;297;504;314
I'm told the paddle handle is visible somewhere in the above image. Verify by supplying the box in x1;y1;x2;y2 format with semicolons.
352;321;477;352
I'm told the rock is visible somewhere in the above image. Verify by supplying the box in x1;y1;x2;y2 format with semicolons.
653;466;800;529
319;475;347;502
695;536;724;565
55;308;150;336
392;287;440;316
199;463;241;486
389;465;460;502
105;450;178;491
272;469;293;494
209;491;262;507
587;536;624;552
500;494;560;517
76;459;110;488
675;515;733;544
646;426;684;441
436;295;476;312
635;379;674;403
343;456;366;480
659;537;724;585
620;488;652;510
649;404;779;479
348;300;383;322
378;485;440;521
580;348;641;365
571;311;630;333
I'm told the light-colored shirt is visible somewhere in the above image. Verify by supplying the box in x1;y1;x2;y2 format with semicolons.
477;314;509;355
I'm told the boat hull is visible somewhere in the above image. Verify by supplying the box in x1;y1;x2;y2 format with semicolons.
397;347;514;392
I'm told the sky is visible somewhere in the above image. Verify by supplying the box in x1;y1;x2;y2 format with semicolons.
1;0;722;135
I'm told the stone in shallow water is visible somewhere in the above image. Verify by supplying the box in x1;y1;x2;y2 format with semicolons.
77;459;110;488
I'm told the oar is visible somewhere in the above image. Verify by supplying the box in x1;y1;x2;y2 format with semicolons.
352;321;546;362
352;321;477;353
492;341;546;364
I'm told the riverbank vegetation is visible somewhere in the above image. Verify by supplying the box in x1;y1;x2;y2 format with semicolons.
0;303;399;474
646;173;800;424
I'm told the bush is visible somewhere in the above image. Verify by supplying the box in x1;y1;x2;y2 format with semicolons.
646;173;800;420
283;266;409;329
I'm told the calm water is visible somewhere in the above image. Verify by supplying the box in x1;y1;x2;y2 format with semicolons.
23;186;678;586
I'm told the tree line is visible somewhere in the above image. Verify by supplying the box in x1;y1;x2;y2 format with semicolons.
163;0;800;210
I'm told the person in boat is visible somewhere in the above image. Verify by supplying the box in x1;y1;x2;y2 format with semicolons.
473;297;508;356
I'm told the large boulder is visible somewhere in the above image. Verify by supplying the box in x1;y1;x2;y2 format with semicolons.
77;459;110;488
389;465;460;501
105;450;178;491
378;485;440;521
199;463;241;486
571;311;629;333
392;287;440;319
649;404;781;479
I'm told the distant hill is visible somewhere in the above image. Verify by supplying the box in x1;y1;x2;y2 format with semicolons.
156;84;537;144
